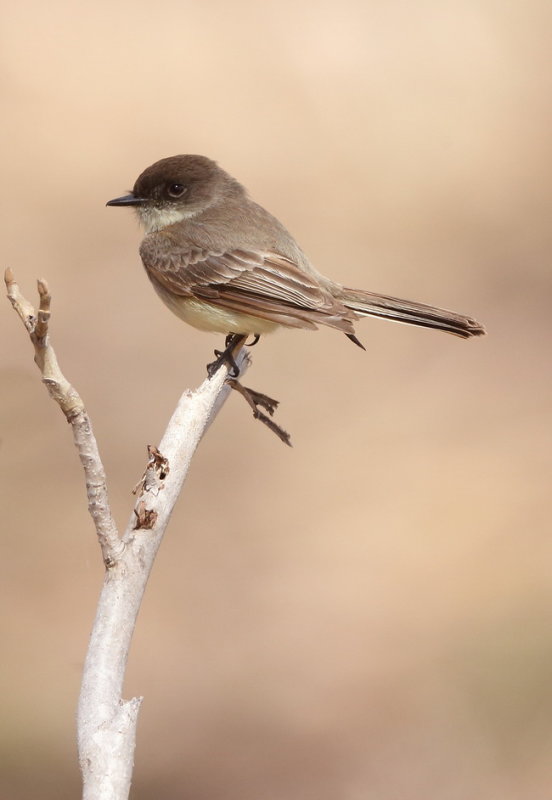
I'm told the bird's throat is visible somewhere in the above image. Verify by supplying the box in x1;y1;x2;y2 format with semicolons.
136;204;194;234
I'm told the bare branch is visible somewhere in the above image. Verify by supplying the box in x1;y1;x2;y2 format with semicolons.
77;349;249;800
6;269;250;799
5;269;122;565
226;378;291;445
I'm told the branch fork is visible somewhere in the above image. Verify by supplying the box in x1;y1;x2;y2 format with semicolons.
5;269;256;800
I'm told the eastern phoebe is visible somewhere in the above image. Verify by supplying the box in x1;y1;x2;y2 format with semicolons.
107;155;485;357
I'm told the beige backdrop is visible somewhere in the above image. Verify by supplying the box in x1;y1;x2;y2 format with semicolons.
2;1;551;798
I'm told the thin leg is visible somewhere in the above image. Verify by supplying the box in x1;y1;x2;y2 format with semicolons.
225;333;260;347
207;334;247;378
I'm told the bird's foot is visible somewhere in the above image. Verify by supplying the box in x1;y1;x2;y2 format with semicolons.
226;378;292;447
207;334;246;378
224;333;260;348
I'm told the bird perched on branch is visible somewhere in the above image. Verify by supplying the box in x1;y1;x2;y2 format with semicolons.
107;155;485;443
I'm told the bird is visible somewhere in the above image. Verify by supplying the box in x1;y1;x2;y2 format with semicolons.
107;154;485;375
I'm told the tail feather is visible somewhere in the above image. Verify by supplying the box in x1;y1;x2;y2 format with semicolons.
340;287;485;339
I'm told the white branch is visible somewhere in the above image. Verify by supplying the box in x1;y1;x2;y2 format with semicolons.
5;270;249;800
5;269;122;564
77;357;248;800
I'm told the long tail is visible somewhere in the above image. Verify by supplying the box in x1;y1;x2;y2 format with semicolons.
339;287;485;339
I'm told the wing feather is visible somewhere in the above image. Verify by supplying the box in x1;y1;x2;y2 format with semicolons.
139;234;355;333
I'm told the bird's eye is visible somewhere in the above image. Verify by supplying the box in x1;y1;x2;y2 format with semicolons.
167;183;187;198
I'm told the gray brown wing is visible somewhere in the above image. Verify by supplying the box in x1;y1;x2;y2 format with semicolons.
139;235;355;333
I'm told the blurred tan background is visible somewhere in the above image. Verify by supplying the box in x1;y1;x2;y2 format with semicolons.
1;1;551;798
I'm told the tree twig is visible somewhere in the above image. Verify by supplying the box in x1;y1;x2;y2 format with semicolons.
5;269;249;800
5;268;122;565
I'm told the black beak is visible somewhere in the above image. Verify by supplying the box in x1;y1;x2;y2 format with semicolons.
106;193;148;207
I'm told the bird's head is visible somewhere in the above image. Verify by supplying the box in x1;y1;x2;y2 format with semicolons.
107;154;242;233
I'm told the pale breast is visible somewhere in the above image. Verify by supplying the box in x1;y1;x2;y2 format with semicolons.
150;278;280;335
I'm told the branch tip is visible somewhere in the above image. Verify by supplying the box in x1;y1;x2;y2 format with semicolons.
35;280;51;339
37;278;51;303
4;267;15;288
